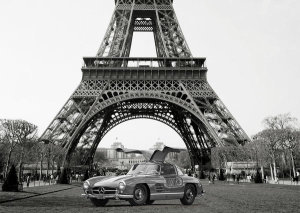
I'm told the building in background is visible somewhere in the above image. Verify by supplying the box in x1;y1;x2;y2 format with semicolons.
96;138;145;169
225;161;257;175
150;140;179;162
96;138;183;169
150;140;164;151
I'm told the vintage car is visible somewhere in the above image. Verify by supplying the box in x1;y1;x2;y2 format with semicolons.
82;146;204;206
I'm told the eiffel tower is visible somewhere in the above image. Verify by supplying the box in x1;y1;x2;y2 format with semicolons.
41;0;250;178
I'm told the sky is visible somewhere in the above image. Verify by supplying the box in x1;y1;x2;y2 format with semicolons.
0;0;300;150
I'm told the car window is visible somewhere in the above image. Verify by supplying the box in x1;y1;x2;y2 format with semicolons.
145;164;160;175
161;164;176;176
127;164;160;175
127;164;147;175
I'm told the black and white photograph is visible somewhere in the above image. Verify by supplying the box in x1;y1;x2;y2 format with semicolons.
0;0;300;212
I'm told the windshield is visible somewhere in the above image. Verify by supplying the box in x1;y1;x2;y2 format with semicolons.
127;163;160;175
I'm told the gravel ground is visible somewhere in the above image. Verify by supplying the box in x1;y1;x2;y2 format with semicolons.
0;181;299;213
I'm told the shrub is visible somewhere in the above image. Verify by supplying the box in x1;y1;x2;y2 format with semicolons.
83;169;89;181
219;169;226;181
254;169;263;183
241;170;246;178
57;168;69;184
199;170;206;179
2;164;19;191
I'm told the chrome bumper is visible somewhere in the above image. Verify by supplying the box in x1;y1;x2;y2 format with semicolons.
82;192;133;200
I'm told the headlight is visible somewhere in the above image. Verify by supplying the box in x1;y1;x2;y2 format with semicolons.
119;181;126;191
83;181;90;190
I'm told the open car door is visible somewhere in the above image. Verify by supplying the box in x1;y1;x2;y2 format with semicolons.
115;148;154;161
150;146;186;162
116;146;186;162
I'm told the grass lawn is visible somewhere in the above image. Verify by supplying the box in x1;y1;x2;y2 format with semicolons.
0;181;299;213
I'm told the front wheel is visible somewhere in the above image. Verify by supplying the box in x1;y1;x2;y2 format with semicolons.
90;198;109;207
180;184;196;205
128;184;148;206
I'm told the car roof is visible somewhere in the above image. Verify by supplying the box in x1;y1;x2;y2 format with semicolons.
137;161;174;166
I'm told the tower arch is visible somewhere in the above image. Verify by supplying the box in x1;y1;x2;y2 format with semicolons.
63;97;217;168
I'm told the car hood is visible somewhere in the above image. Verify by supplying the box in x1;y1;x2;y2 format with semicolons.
88;175;132;187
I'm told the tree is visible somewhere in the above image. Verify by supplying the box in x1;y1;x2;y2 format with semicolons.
0;142;7;174
47;143;65;175
1;119;18;177
0;119;38;180
173;151;191;169
263;113;297;130
70;147;90;166
245;139;269;181
2;164;19;191
15;121;37;182
255;129;283;180
211;146;252;171
94;151;108;164
281;129;300;177
261;113;299;180
211;147;227;171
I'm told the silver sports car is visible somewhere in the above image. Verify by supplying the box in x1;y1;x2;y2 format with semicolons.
82;146;204;206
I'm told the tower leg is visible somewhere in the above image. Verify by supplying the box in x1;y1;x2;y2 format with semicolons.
57;150;72;184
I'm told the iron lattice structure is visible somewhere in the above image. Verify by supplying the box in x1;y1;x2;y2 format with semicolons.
41;0;250;168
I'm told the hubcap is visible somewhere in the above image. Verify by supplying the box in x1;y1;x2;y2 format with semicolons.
186;188;194;200
135;188;144;200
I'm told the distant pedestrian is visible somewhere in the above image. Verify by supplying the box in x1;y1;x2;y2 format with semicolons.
296;171;299;184
193;172;197;178
236;174;240;184
26;175;30;187
212;173;216;184
50;174;54;184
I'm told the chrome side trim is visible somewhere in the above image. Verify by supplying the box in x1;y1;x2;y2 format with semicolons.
118;194;134;199
151;192;184;196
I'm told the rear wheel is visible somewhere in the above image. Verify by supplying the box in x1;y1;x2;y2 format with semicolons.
180;184;196;205
129;184;148;206
90;198;109;207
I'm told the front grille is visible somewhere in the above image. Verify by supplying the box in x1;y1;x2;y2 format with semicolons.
92;186;117;195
